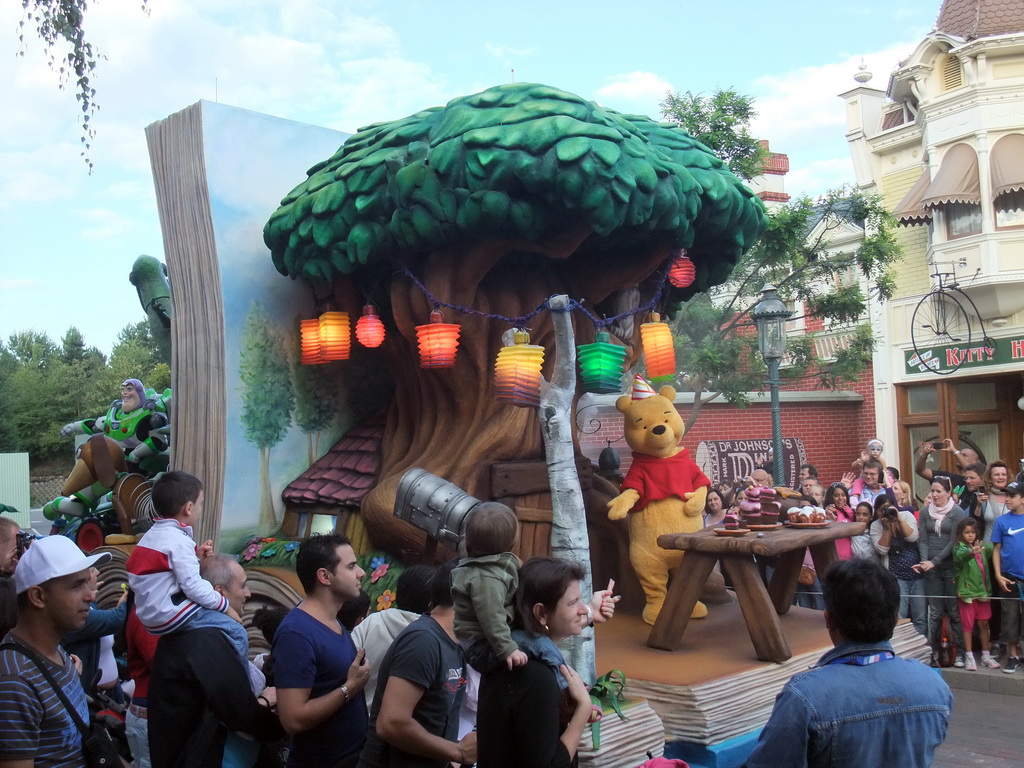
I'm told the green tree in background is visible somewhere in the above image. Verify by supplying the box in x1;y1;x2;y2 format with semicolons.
660;88;767;181
2;322;171;467
239;302;294;534
106;322;166;389
55;327;108;418
672;188;900;431
7;331;78;463
8;330;57;365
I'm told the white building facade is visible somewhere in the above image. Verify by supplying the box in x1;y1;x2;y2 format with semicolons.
842;0;1024;497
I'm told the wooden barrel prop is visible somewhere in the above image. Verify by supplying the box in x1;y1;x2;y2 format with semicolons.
92;545;132;609
393;468;482;548
243;567;304;657
112;473;156;532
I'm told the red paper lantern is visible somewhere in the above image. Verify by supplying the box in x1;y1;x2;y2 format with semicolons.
319;311;351;361
300;319;323;365
415;309;461;368
668;252;696;288
494;329;545;407
640;313;676;383
355;304;386;348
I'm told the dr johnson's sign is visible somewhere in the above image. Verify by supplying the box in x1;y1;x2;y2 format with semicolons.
695;438;807;488
905;337;1024;376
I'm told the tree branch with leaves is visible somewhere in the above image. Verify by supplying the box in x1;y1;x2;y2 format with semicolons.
671;188;900;432
660;88;768;181
18;0;150;170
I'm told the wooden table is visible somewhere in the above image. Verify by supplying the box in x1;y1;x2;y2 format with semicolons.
648;523;866;662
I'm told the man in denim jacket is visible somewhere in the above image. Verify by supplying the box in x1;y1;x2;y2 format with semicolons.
746;558;952;768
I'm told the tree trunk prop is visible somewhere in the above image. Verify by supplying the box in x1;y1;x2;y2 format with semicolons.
540;294;594;677
359;229;673;559
263;84;768;611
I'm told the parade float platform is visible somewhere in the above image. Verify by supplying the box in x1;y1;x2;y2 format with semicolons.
593;603;930;768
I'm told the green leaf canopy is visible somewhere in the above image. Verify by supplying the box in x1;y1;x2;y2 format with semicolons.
264;83;765;305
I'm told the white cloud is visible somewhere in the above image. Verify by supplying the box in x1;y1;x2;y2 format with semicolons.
596;71;673;113
324;57;452;131
0;142;85;208
785;158;858;198
751;47;911;144
0;278;38;290
485;43;536;59
79;208;137;241
748;44;919;197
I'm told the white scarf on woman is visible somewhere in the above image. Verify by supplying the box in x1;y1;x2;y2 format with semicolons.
928;497;955;535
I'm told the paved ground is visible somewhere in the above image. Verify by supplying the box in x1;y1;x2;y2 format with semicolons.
933;688;1021;768
932;661;1023;768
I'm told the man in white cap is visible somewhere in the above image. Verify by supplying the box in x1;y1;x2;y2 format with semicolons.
0;535;111;767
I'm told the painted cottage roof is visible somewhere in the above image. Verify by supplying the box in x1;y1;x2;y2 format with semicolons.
282;415;384;506
935;0;1024;40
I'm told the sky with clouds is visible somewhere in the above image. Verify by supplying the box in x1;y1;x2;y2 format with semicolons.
0;0;944;354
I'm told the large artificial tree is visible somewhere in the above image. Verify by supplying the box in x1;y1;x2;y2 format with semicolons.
264;82;765;557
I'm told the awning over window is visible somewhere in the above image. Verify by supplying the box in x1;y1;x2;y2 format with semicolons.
990;134;1024;203
893;170;932;226
921;143;980;209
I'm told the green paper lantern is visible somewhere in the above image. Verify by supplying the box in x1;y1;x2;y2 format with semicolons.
578;331;628;394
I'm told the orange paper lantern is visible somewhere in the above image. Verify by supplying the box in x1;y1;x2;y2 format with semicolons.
494;329;545;407
300;318;323;365
640;312;676;383
668;252;696;288
319;311;351;361
415;309;461;368
355;304;386;348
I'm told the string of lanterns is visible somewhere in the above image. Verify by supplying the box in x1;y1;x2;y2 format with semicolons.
298;252;696;404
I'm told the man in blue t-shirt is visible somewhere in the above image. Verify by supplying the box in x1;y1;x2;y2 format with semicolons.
992;481;1024;674
273;534;370;768
0;535;111;768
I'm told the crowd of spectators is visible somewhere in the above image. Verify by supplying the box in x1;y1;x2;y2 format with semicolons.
2;434;1022;767
703;438;1024;672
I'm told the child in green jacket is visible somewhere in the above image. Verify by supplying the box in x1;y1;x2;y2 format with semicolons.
953;517;1000;670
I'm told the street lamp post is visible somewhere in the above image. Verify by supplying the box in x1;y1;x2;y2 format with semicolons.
752;284;792;487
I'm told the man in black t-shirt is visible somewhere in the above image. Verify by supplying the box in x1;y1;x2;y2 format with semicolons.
356;562;475;768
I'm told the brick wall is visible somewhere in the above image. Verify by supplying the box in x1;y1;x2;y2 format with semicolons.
579;365;876;488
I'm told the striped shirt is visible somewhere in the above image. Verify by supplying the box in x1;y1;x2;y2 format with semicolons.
0;632;87;768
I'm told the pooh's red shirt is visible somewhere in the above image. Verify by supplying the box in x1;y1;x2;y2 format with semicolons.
620;449;710;511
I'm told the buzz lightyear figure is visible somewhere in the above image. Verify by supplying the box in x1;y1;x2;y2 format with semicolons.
42;474;112;521
45;380;171;523
60;379;171;473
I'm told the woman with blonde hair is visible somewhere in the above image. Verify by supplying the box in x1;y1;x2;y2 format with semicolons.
892;480;918;517
977;461;1010;544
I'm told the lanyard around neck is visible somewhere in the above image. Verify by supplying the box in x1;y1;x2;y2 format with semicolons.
826;651;895;666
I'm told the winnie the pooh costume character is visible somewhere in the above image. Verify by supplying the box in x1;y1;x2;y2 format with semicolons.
608;375;710;625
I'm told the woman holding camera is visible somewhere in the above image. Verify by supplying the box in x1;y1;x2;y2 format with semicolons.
871;495;926;636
